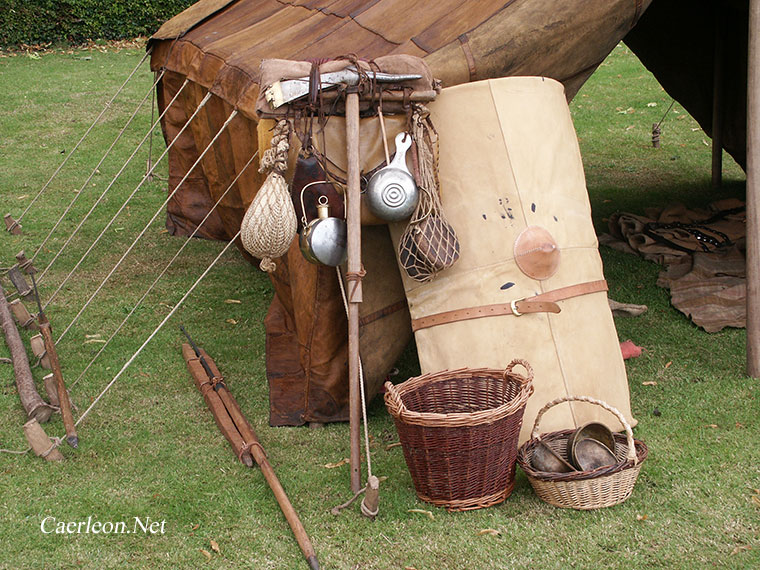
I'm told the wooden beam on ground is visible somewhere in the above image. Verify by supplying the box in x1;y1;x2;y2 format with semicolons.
747;0;760;377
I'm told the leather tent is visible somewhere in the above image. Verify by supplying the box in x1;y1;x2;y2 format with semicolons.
146;0;660;425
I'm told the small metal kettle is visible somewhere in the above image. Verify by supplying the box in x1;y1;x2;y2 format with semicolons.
299;195;347;266
365;132;418;222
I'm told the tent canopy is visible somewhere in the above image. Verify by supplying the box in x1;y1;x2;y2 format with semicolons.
149;0;651;120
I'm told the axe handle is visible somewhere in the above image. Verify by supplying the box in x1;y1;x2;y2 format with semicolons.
38;322;78;448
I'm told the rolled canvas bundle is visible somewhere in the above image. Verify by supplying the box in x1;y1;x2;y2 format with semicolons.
389;77;636;443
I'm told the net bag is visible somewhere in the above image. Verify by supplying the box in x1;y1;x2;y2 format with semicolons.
240;119;297;272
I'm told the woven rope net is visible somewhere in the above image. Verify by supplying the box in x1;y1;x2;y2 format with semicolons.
398;105;459;282
241;119;297;272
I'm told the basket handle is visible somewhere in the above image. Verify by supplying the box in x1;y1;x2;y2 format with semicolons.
383;381;407;416
503;358;534;386
531;395;638;464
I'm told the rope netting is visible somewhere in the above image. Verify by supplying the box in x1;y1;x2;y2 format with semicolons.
397;104;459;282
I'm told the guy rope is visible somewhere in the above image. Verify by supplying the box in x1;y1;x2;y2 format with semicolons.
39;80;195;294
52;103;235;345
70;150;258;389
42;90;211;311
30;68;167;265
8;49;151;231
70;231;241;431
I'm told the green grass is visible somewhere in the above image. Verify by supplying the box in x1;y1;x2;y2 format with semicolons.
0;43;757;569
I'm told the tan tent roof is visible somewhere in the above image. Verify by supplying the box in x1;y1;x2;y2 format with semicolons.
149;0;651;121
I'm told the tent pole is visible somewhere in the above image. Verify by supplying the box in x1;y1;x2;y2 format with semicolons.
747;0;760;377
345;89;363;493
711;9;725;190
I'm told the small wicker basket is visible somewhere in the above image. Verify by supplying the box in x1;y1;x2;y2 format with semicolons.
517;395;648;510
384;359;534;511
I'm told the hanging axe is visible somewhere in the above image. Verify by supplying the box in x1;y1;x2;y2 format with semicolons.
31;274;78;448
265;67;422;109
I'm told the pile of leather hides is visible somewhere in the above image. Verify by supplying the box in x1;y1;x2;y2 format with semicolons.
602;198;746;332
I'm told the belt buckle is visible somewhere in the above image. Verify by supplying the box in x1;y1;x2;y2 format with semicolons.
510;299;523;317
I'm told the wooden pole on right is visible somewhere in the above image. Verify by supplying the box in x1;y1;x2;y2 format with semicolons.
711;9;725;190
747;0;760;377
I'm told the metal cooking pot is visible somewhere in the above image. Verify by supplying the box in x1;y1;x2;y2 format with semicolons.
365;132;418;222
531;441;577;473
567;422;617;471
299;196;347;266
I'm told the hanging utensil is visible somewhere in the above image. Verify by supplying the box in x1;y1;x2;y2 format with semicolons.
365;132;418;222
299;194;347;266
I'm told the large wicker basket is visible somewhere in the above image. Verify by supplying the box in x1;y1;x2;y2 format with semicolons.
517;395;648;510
384;359;534;511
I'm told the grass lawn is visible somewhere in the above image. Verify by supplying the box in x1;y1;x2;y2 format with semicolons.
0;42;757;569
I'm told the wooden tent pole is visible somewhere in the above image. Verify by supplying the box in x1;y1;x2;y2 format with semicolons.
345;89;363;493
182;339;319;570
712;9;725;190
747;0;760;377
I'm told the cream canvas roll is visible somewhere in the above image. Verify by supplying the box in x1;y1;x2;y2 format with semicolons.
390;76;636;443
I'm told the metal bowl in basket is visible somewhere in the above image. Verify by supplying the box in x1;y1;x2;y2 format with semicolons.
516;395;648;510
384;359;534;511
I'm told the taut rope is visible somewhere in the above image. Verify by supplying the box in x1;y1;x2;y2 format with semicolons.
71;149;258;389
32;69;167;264
72;232;241;429
17;49;151;223
334;266;378;517
43;89;209;310
54;105;237;345
38;78;190;285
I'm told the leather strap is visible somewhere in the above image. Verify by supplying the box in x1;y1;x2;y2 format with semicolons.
457;34;477;82
411;280;608;332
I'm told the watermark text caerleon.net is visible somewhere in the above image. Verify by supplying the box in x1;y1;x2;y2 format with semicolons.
41;516;166;535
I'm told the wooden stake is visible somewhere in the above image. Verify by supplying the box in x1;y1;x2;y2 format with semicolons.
345;89;362;494
30;333;51;370
38;321;78;448
0;284;53;423
43;373;60;408
9;299;38;330
362;475;380;520
7;265;32;297
747;0;760;377
16;250;37;275
4;213;22;235
23;418;64;461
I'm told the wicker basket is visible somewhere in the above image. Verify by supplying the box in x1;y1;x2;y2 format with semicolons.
384;359;534;511
517;395;648;510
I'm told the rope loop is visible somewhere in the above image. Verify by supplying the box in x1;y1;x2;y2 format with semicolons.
40;437;63;458
259;120;291;175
